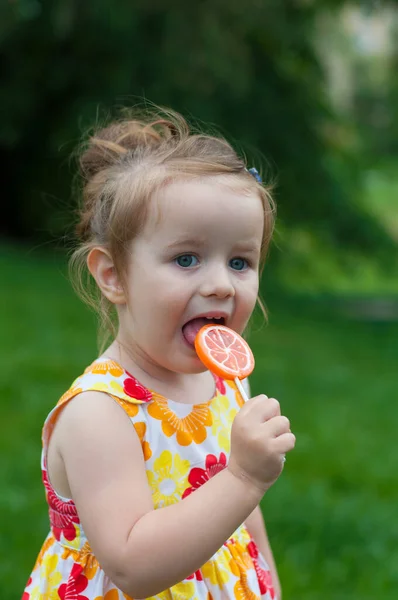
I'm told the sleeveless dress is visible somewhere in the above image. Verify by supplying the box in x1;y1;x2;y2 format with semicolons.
22;357;276;600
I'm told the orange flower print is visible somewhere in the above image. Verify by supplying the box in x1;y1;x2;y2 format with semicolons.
226;379;245;408
148;399;212;446
228;539;254;578
94;590;123;600
85;360;124;377
134;422;152;460
32;534;55;571
43;386;83;445
115;397;140;418
57;385;84;408
234;573;260;600
61;542;99;580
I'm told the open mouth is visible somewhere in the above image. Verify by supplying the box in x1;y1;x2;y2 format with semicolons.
182;316;225;346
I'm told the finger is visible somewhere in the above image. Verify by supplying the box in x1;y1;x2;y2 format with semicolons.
245;395;281;422
263;415;291;437
272;432;296;454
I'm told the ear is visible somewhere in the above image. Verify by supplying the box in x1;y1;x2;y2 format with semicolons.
87;247;126;305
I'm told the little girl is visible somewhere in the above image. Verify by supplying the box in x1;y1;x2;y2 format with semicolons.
23;108;295;600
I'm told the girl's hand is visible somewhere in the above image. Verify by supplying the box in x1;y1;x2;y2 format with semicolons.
228;395;295;493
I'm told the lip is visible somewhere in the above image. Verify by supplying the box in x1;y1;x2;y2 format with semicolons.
181;311;230;350
182;311;230;327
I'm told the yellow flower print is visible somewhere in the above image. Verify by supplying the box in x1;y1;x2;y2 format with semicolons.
147;450;190;507
148;398;212;446
201;550;231;587
110;379;128;396
91;381;115;394
154;581;197;600
211;394;237;453
34;554;62;599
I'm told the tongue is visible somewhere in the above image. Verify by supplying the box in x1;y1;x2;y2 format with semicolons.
182;318;210;346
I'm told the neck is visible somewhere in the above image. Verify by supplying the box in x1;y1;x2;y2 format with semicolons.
102;337;215;404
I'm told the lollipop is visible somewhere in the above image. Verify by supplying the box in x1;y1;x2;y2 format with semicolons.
195;324;254;403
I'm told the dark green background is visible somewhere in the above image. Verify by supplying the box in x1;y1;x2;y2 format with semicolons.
1;1;398;598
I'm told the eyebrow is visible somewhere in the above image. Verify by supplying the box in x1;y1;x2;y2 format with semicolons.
233;242;261;254
166;238;207;251
166;239;261;254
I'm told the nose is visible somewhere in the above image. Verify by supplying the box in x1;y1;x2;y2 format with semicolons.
200;263;235;299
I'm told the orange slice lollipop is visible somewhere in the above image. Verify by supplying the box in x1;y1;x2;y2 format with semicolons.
195;324;254;402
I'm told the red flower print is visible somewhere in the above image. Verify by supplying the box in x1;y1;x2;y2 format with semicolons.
42;469;80;542
183;453;227;498
187;569;203;581
124;374;152;402
22;578;31;600
214;375;226;395
248;540;275;598
58;563;89;600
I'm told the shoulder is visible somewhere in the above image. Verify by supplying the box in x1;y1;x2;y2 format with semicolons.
43;357;152;450
52;389;137;454
57;358;152;406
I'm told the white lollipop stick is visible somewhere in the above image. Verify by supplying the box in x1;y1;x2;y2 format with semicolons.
234;377;250;403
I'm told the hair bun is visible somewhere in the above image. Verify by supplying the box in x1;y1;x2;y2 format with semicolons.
79;118;181;179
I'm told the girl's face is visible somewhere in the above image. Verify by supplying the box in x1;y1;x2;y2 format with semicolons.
118;177;264;376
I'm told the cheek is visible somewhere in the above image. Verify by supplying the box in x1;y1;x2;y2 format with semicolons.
239;277;259;305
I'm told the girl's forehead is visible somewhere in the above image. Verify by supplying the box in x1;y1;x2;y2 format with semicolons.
146;177;263;234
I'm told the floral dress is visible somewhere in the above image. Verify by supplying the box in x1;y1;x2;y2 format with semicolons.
23;357;276;600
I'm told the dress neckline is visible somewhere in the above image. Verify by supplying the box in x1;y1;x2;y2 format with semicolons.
99;355;220;407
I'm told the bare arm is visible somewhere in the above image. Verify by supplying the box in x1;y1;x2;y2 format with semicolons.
245;506;281;599
56;392;294;598
56;393;263;597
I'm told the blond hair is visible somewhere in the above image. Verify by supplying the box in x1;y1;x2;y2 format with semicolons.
69;107;275;351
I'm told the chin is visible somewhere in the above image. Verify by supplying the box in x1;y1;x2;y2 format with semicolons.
175;355;209;375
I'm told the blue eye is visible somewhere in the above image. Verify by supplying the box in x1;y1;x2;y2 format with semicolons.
229;257;248;271
176;254;199;268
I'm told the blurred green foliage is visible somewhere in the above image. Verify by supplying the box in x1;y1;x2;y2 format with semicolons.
1;0;396;257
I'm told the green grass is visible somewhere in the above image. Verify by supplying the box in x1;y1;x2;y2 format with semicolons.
1;244;398;599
